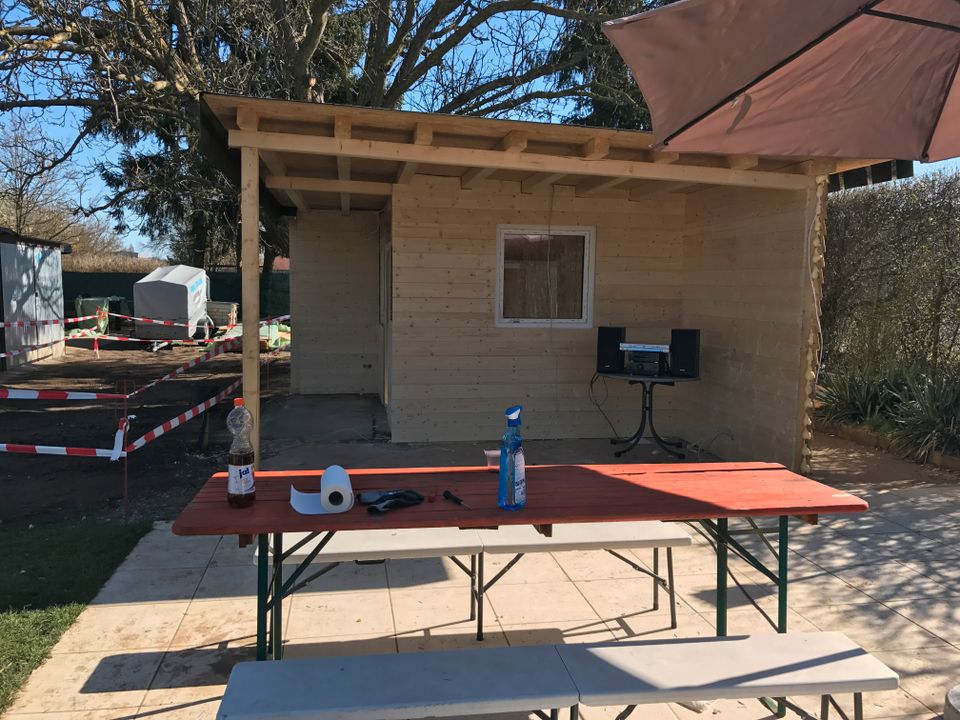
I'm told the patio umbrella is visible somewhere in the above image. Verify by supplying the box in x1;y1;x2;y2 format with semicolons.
602;0;960;161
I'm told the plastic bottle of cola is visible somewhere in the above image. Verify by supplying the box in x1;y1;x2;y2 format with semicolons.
226;397;256;508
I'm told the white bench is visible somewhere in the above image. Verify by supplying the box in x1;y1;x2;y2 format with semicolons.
262;521;690;641
558;632;899;720
217;632;898;720
217;644;579;720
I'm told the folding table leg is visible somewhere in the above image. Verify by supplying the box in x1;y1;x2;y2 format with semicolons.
256;533;269;661
570;705;579;720
716;518;729;636
778;515;789;633
469;555;477;621
272;532;284;660
652;548;660;611
820;695;830;720
476;551;485;641
667;547;677;629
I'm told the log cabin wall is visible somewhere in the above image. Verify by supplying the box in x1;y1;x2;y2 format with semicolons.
387;175;687;443
678;185;811;469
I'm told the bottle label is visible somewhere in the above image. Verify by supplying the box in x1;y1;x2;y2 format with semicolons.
228;464;255;494
514;452;526;504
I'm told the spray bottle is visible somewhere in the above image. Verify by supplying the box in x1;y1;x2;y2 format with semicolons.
498;405;526;510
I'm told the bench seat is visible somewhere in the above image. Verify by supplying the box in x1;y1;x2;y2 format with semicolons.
556;632;899;708
478;521;691;553
217;645;579;720
268;527;484;563
217;632;898;720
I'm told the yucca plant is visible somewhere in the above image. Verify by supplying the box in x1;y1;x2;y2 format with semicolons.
816;369;899;427
891;371;960;459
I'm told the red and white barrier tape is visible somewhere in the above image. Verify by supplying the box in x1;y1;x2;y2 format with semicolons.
0;338;65;359
108;312;202;328
125;378;241;452
128;336;241;396
66;334;218;345
0;388;127;401
0;312;103;328
0;418;131;459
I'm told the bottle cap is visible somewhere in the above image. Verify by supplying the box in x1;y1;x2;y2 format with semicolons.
505;405;522;426
234;398;244;407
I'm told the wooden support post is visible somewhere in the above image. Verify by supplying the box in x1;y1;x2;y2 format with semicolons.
240;145;261;465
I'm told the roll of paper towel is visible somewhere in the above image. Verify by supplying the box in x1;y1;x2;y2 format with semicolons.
290;465;355;515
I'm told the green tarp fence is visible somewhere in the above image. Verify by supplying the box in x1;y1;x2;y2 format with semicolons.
62;271;290;319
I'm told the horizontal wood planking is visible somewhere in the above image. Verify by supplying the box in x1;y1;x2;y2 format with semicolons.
387;177;685;442
679;186;809;468
290;210;382;394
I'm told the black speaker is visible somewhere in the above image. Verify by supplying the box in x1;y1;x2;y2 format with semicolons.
670;329;700;378
596;326;625;374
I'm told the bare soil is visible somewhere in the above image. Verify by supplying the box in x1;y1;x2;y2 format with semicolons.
0;342;289;525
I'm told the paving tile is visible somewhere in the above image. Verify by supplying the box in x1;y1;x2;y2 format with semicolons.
291;559;389;594
789;689;934;719
575;577;679;620
485;552;569;584
794;603;945;652
91;568;204;606
875;642;960;712
385;556;475;589
501;620;616;646
782;565;876;607
899;558;960;586
552;549;653;582
6;649;164;712
55;602;189;653
283;633;398;658
119;530;219;571
390;585;490;634
141;647;253;707
829;563;953;603
485;581;599;625
669;697;777;719
656;543;719;576
169;598;289;650
702;607;820;636
1;709;143;720
579;702;678;720
884;598;960;645
604;607;716;641
396;624;508;652
191;565;258;601
131;701;222;719
668;573;778;615
207;536;256;567
287;588;395;638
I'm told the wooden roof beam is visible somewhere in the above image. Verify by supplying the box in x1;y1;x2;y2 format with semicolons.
260;152;308;211
650;151;680;163
726;155;759;170
581;137;610;160
334;116;351;214
397;123;433;184
629;180;697;200
265;176;392;195
575;176;632;198
521;172;568;194
461;130;528;189
228;130;814;191
501;130;528;153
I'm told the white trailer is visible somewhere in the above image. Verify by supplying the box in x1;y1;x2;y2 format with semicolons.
133;264;210;340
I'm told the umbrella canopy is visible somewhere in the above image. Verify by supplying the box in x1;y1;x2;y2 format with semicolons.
603;0;960;161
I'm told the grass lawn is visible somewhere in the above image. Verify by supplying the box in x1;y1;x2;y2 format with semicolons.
0;518;152;712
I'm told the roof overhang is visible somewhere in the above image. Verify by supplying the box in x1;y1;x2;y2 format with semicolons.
200;93;886;215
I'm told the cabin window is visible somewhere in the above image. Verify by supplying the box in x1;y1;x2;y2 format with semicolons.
495;225;595;328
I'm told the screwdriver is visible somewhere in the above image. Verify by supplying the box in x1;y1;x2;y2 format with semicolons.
443;490;473;510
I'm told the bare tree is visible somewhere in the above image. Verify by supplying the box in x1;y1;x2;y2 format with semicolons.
1;1;650;262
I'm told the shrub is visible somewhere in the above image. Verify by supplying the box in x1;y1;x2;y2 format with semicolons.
891;371;960;459
815;369;901;427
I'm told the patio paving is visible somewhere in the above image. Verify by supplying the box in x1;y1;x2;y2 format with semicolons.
5;431;960;720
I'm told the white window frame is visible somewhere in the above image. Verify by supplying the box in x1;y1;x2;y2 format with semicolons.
495;224;595;329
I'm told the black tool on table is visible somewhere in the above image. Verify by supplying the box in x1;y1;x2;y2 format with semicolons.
442;490;472;510
358;489;425;514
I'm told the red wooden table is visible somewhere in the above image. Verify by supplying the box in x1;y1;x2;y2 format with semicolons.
173;462;867;660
